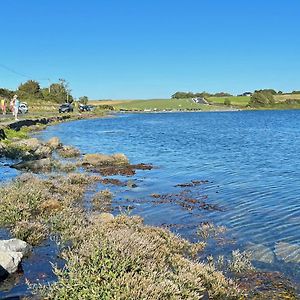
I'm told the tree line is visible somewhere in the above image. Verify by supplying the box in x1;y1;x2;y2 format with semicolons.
171;91;233;99
0;79;89;104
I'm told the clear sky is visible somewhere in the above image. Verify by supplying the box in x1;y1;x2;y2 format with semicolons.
1;0;299;99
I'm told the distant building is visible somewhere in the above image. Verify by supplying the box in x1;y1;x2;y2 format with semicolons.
192;97;209;105
238;92;252;97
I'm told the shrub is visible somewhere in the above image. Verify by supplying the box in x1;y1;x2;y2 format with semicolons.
36;215;242;299
12;220;48;245
92;189;113;212
224;98;231;106
248;91;275;107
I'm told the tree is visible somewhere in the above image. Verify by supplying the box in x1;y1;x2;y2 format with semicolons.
214;92;233;97
0;88;14;99
79;96;89;105
47;79;73;103
254;89;277;95
17;80;42;99
249;91;275;107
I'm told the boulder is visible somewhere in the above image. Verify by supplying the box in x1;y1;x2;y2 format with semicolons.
58;145;80;158
246;243;275;264
0;239;32;279
0;238;32;256
0;250;22;277
33;145;52;158
14;138;40;152
275;242;300;263
11;157;53;172
47;137;62;150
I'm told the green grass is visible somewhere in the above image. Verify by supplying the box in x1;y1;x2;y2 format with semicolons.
208;96;250;107
114;98;227;111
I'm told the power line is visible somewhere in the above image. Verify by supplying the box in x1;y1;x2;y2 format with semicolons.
0;63;50;81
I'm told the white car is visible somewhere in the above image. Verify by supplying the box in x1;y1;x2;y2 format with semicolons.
18;102;28;114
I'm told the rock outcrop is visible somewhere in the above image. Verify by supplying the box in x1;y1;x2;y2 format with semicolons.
11;157;53;172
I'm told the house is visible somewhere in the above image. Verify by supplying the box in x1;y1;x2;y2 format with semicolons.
238;92;252;97
192;97;209;105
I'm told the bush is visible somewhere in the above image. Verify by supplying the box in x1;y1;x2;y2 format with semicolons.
249;91;275;107
224;98;231;106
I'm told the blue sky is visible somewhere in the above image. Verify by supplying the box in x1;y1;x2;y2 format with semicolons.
0;0;299;99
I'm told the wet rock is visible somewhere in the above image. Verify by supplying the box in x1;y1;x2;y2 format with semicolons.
101;178;126;186
246;243;275;264
11;157;52;172
47;137;62;150
237;271;298;299
175;180;209;187
127;180;137;188
274;242;300;263
131;163;153;170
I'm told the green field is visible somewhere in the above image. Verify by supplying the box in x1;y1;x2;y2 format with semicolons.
92;94;300;112
114;98;230;111
208;96;250;107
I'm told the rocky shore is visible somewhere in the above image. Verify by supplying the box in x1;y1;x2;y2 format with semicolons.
0;119;299;299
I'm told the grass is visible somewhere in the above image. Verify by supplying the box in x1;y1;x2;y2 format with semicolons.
208;96;250;107
113;98;226;111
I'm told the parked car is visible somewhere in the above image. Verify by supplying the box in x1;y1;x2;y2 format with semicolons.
18;102;28;114
59;103;73;113
79;104;94;112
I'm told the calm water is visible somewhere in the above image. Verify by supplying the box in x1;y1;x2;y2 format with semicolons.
1;110;300;295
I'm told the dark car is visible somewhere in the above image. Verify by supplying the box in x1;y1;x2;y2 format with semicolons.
59;103;73;113
79;104;94;112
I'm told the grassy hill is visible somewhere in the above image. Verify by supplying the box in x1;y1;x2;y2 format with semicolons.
111;98;230;111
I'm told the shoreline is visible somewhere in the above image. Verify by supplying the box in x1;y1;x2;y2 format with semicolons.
0;116;298;298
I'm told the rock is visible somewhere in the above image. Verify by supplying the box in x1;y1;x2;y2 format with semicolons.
0;128;7;141
0;238;32;256
14;138;40;151
58;145;80;158
0;239;32;279
0;250;22;277
246;243;275;264
90;213;114;224
11;157;53;172
83;153;115;166
47;137;62;150
83;153;129;167
33;145;52;158
275;242;300;263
